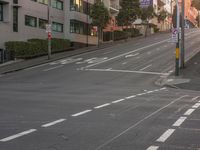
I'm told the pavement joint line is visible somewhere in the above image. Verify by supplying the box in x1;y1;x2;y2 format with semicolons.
192;103;200;109
43;65;64;72
71;110;92;117
112;99;126;104
156;129;175;143
0;129;37;142
146;146;159;150
172;116;187;127
94;95;187;150
41;119;66;128
94;103;111;109
184;108;195;116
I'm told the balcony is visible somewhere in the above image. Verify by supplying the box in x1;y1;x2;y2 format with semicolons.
109;3;119;15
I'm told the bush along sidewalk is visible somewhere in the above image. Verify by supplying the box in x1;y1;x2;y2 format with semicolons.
5;38;71;59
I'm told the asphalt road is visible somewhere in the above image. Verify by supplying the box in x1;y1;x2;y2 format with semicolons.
0;29;200;150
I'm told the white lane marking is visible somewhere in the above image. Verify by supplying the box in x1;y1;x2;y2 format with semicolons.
172;117;187;127
125;53;139;58
106;68;112;70
137;93;146;96
85;39;170;68
112;99;126;104
122;62;127;65
94;95;188;150
94;103;111;109
0;129;37;142
71;110;92;117
156;129;175;142
192;96;199;101
184;109;195;116
140;64;152;71
43;65;64;72
41;119;66;128
147;91;153;94
24;63;48;71
160;87;167;90
126;95;136;99
103;51;113;54
147;146;159;150
85;68;169;76
192;103;200;109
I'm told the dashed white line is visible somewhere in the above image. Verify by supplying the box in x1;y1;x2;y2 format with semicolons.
192;103;200;109
184;109;195;116
41;119;66;127
112;99;126;104
43;65;64;71
160;87;167;90
71;110;92;117
126;95;136;99
0;129;37;142
192;96;199;101
173;117;187;127
147;146;159;150
147;91;153;94
94;103;111;109
139;64;152;71
156;129;175;142
137;93;146;96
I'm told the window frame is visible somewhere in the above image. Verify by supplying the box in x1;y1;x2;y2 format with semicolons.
39;18;48;29
0;3;3;21
25;15;37;27
52;0;63;10
52;22;63;32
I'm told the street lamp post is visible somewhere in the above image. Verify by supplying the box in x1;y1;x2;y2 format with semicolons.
47;0;52;60
175;0;180;76
181;0;185;68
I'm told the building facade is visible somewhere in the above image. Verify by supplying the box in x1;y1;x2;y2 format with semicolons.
0;0;100;49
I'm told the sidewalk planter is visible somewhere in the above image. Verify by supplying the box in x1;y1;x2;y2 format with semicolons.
5;38;71;59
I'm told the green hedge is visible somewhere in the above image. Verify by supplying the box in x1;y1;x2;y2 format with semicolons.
5;38;71;59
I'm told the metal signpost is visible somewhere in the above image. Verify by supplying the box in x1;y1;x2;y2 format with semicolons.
47;0;51;60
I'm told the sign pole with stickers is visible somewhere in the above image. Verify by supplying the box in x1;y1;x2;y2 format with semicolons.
175;0;180;76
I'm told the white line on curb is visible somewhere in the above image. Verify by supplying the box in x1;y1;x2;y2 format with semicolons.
71;110;92;117
172;117;187;127
156;129;175;142
0;129;37;142
41;119;66;127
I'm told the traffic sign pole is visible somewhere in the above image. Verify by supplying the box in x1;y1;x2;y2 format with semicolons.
47;0;51;60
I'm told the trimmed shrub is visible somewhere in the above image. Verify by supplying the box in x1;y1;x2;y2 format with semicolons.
123;28;141;37
5;38;71;59
114;30;128;41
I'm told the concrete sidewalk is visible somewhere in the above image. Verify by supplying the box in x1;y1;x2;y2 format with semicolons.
161;51;200;91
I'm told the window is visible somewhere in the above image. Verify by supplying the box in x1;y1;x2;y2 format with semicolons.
52;0;63;10
25;15;37;27
52;22;63;32
13;7;18;32
0;3;3;21
13;0;18;4
31;0;37;2
38;0;48;5
70;0;91;15
70;20;94;36
39;18;48;29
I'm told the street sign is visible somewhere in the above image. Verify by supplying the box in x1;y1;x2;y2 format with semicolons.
171;28;178;43
46;24;52;33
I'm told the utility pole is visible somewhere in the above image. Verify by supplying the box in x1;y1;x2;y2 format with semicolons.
181;0;185;68
175;0;180;76
47;0;52;60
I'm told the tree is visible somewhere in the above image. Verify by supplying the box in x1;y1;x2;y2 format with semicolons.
89;0;110;45
157;10;168;30
116;0;140;29
192;0;200;10
140;6;155;37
